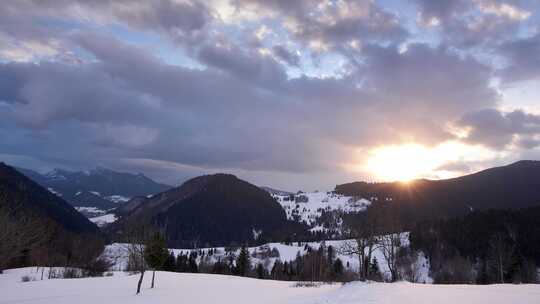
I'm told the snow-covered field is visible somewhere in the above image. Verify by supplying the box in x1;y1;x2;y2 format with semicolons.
102;234;432;283
273;191;370;226
1;267;539;304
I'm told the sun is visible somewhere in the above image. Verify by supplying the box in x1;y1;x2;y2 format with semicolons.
348;141;501;183
366;144;438;182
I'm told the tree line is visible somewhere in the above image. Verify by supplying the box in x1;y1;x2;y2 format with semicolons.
0;206;107;278
410;206;540;284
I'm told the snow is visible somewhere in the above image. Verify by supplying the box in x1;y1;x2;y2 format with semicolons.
103;233;431;283
90;191;101;196
273;191;371;226
47;187;62;196
106;195;131;203
89;213;117;227
1;267;539;304
76;207;105;214
44;169;67;180
308;281;540;304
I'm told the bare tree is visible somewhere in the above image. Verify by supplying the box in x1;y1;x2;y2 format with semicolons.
123;224;152;294
340;210;380;280
379;233;401;282
0;207;50;273
397;248;422;283
488;232;515;283
378;208;402;282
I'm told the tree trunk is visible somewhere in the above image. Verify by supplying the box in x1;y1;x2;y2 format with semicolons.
499;255;504;283
366;246;373;278
136;271;145;294
151;270;155;288
358;254;364;280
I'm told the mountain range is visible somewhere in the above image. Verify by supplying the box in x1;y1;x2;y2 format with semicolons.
4;160;540;248
15;166;171;211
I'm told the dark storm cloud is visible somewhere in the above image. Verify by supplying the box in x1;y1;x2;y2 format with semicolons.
458;108;540;148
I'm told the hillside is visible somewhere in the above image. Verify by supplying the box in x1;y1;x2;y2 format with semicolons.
0;163;103;271
0;163;99;234
111;174;297;247
15;166;171;211
335;160;540;220
271;191;371;234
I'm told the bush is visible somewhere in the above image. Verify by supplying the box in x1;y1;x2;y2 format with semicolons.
21;275;34;282
433;255;473;284
84;257;113;277
63;268;82;279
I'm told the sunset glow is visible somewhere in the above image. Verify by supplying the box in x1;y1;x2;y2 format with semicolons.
364;142;500;182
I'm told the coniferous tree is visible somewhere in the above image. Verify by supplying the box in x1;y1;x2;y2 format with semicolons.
144;233;169;289
163;251;176;272
236;246;251;276
256;263;265;279
369;257;382;281
188;252;199;273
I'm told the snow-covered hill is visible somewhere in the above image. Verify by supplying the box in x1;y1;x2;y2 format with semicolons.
270;191;371;230
1;267;539;304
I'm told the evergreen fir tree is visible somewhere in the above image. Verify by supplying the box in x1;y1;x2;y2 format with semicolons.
236;245;251;276
256;263;265;279
144;233;169;289
162;251;176;272
333;258;344;278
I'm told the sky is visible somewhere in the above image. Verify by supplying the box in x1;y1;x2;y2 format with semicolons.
1;0;540;191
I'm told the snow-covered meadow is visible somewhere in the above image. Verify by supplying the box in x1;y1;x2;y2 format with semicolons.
1;267;539;304
102;234;432;283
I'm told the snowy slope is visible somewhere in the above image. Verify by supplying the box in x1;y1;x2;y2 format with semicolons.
89;213;118;227
1;267;539;304
272;191;371;227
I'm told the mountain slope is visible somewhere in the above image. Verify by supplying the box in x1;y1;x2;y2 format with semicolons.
15;166;171;210
0;163;99;235
335;160;540;220
112;174;294;247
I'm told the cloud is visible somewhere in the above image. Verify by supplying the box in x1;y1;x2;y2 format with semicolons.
458;108;540;148
414;0;532;48
0;0;213;63
272;45;300;66
232;0;407;53
499;32;540;83
0;0;538;188
0;32;502;178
